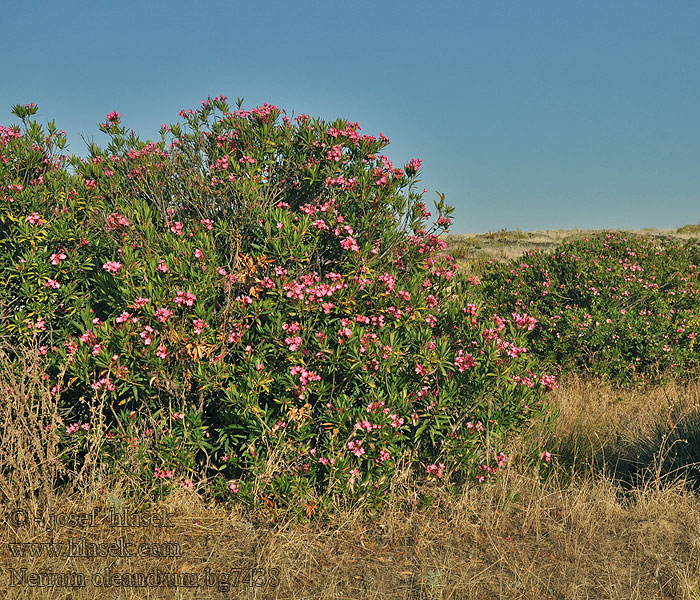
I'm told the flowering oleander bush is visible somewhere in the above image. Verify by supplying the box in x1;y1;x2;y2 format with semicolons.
475;232;700;383
0;99;556;515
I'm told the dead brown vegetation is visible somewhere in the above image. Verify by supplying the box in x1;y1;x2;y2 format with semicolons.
1;342;700;599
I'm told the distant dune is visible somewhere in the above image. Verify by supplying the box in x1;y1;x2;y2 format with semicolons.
441;226;700;263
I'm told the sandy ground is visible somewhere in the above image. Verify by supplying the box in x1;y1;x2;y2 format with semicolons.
441;227;700;263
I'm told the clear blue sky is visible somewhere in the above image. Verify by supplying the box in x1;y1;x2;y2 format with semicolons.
3;1;699;233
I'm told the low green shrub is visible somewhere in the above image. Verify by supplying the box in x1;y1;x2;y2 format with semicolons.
475;231;700;383
677;223;700;235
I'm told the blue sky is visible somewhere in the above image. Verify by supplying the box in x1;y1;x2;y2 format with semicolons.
3;1;699;233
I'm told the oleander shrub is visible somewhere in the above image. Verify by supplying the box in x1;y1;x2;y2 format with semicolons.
475;231;700;383
0;99;557;516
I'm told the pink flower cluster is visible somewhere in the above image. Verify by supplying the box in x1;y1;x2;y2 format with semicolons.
283;322;302;351
289;365;321;399
174;290;197;306
139;325;158;345
426;462;445;479
105;212;131;230
455;350;476;372
192;318;208;335
154;467;173;479
66;422;90;434
348;440;366;457
27;212;45;225
103;261;122;273
512;312;537;331
50;251;67;265
92;377;114;391
155;307;172;322
283;272;346;304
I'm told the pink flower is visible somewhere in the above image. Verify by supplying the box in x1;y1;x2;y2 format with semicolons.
50;252;67;265
174;290;197;307
103;260;122;273
455;349;476;372
27;212;45;225
155;307;173;322
327;144;344;162
45;279;60;289
228;481;239;493
116;311;132;324
139;325;158;345
340;236;359;253
170;221;183;236
348;440;366;458
540;451;552;463
156;345;168;359
105;212;130;230
285;335;302;352
154;467;173;479
192;318;208;335
405;158;422;174
133;296;150;309
426;463;445;479
390;414;404;429
539;374;558;391
512;312;538;331
156;259;169;273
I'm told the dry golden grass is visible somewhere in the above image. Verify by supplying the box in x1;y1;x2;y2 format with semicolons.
2;341;700;599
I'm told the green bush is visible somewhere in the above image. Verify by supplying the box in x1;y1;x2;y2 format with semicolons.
0;99;556;516
475;231;700;383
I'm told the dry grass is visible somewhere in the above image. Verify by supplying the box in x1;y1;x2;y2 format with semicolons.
549;375;700;492
2;344;700;599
